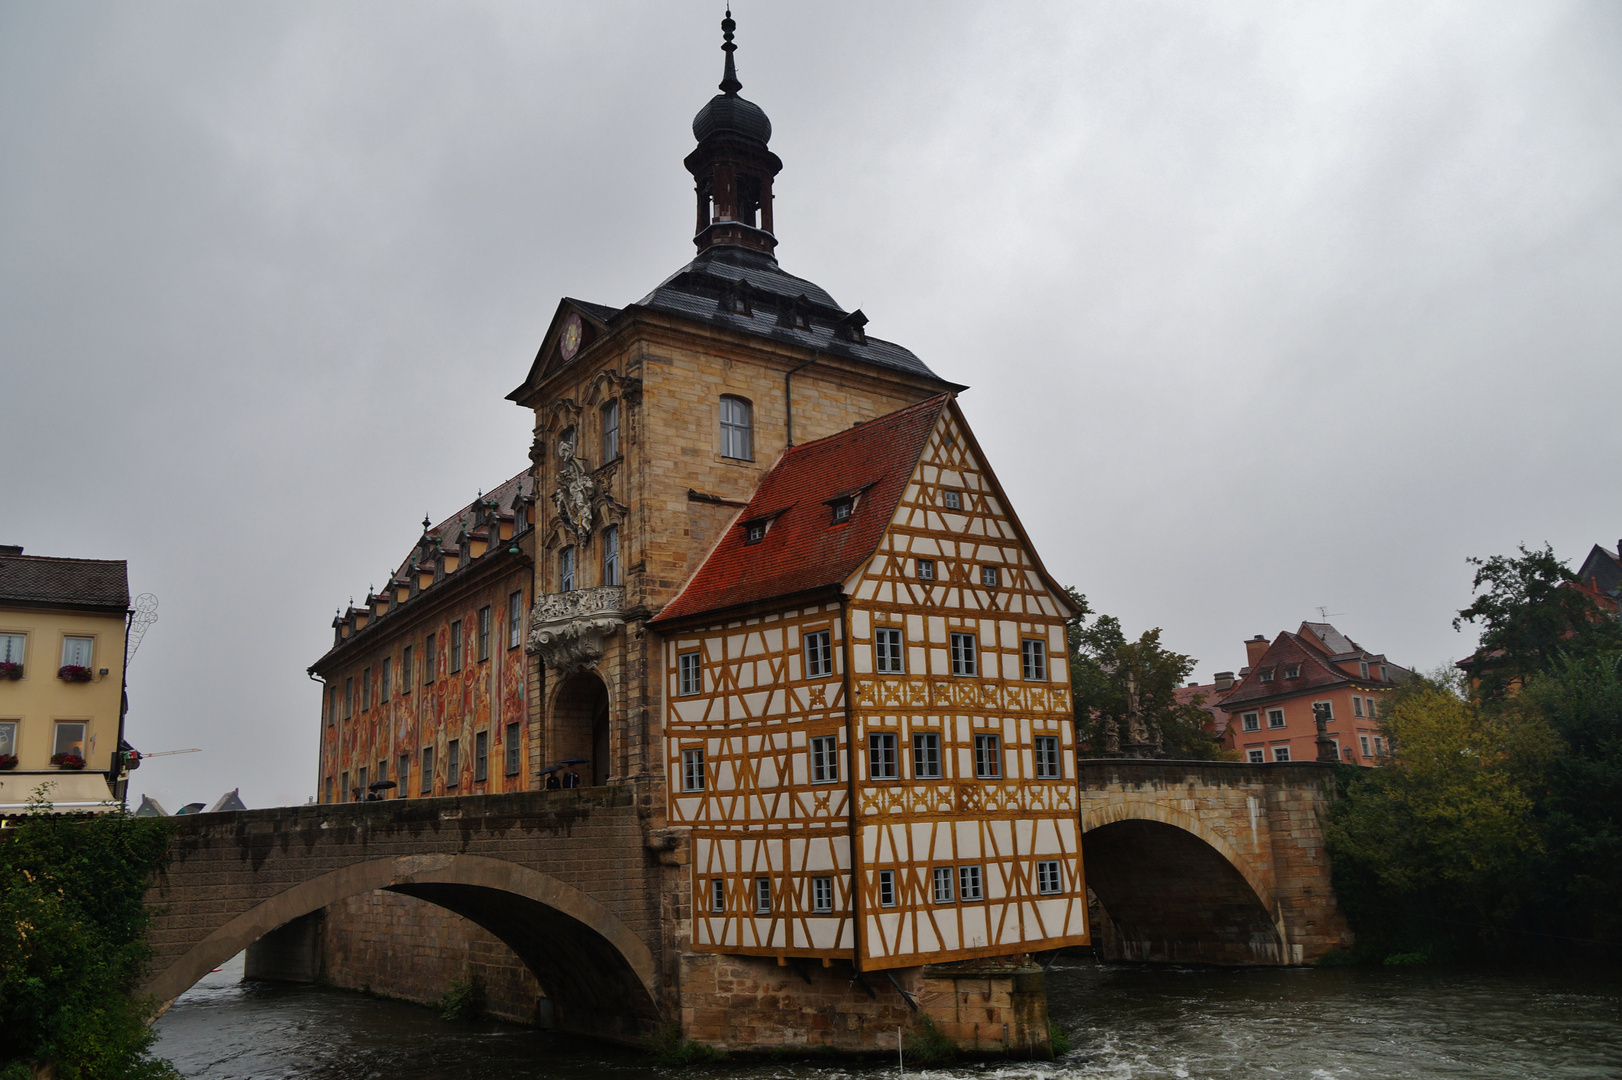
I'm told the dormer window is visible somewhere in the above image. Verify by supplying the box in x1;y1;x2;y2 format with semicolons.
1285;664;1300;680
831;498;853;524
1259;667;1275;683
835;309;867;345
744;520;768;545
1359;661;1369;679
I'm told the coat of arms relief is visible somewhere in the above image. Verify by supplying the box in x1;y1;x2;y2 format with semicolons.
529;429;623;673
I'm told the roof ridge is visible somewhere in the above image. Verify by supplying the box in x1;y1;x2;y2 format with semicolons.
780;393;951;456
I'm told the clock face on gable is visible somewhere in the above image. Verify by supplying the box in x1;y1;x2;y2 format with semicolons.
559;313;583;361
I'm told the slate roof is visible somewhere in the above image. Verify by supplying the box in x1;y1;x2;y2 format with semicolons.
0;552;130;611
651;395;950;625
634;246;958;387
1576;542;1622;596
392;470;532;582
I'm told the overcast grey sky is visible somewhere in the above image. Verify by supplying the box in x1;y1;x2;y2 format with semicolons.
4;2;1619;810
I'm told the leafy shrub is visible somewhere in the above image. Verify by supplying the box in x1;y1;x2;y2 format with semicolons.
903;1016;957;1065
437;972;487;1021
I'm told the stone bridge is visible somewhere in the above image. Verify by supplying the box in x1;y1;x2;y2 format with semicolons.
1076;760;1351;966
140;787;671;1041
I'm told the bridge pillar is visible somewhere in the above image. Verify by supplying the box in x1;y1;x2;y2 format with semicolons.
243;910;322;983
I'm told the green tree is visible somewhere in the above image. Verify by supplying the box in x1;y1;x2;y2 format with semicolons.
1065;588;1227;760
0;790;178;1080
1453;543;1622;699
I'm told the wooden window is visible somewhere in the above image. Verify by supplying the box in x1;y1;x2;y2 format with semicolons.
912;732;941;779
343;677;353;718
916;558;935;581
942;489;960;510
711;878;726;912
1353;697;1364;718
878;870;896;908
505;724;521;775
1037;860;1062;894
398;754;410;797
810;735;839;783
1247;748;1265;763
603;526;620;586
1021;639;1046;681
61;636;93;669
1242;712;1260;732
1359;734;1372;757
804;630;833;677
678;652;701;696
932;866;955;904
601;401;619;462
508;591;524;649
559;546;576;593
958;865;983;902
450;621;463;672
875;627;904;673
1034;735;1061;779
474;731;488;782
446;739;460;786
402;646;413;693
812;876;833;913
682;748;705;792
1259;668;1274;683
1272;745;1290;762
423;634;436;683
981;565;999;587
974;733;1001;778
720;396;753;460
950;632;977;677
380;658;391;704
868;732;898;779
478;606;492;662
361;667;371;710
1267;709;1285;728
754;878;771;914
420;747;434;793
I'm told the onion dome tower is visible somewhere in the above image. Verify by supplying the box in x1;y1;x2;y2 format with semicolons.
685;9;783;258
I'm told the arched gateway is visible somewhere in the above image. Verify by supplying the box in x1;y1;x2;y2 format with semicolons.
1076;760;1352;966
141;790;665;1041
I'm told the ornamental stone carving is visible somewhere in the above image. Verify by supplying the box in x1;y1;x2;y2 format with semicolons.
552;433;597;546
527;586;625;673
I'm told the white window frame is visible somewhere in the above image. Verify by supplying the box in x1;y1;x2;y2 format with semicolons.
1037;860;1062;895
950;632;977;676
60;635;93;669
1272;745;1291;762
1315;700;1334;721
1034;735;1061;779
932;866;955;904
52;721;85;759
711;878;726;913
974;733;1001;778
804;630;833;678
681;747;705;792
1242;711;1260;732
913;732;941;779
810;735;839;783
446;738;461;784
602;525;620;587
0;720;17;759
420;746;434;793
720;396;753;460
559;546;576;593
602;400;620;462
754;877;771;915
1021;639;1046;681
981;565;999;587
508;591;523;649
505;723;521;776
477;605;492;662
1353;696;1364;718
942;489;961;510
1247;748;1265;763
868;732;898;779
916;558;935;581
0;633;24;665
875;627;905;674
958;865;983;902
678;651;701;696
878;870;896;908
1359;734;1372;757
1267;709;1286;728
812;876;834;913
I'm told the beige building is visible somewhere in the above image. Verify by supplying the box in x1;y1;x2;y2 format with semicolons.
0;545;132;814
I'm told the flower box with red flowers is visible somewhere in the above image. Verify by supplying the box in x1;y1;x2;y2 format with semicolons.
0;754;17;770
51;753;86;770
0;662;22;680
58;665;93;683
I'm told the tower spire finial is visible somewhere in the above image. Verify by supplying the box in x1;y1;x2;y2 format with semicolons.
719;7;741;95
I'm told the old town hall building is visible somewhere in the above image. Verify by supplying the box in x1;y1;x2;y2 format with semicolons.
314;14;1086;1046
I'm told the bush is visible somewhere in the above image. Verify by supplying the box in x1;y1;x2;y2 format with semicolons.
644;1023;726;1066
903;1016;957;1065
1047;1022;1071;1057
437;972;487;1021
0;787;178;1080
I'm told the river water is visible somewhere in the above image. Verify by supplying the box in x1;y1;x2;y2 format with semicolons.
155;952;1622;1080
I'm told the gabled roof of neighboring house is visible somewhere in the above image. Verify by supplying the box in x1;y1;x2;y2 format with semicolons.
652;395;949;625
1576;541;1622;596
1219;622;1407;708
0;551;130;612
207;789;247;813
1174;682;1232;736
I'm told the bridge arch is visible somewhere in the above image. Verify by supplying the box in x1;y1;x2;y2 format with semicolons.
143;852;659;1037
1080;801;1294;965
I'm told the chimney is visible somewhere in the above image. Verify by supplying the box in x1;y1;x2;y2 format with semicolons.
1245;634;1270;667
1214;671;1235;692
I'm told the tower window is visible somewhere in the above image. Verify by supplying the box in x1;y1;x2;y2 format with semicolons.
603;526;621;586
602;401;620;462
719;396;753;460
559;546;576;593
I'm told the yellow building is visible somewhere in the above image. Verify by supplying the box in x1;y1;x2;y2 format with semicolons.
0;545;132;814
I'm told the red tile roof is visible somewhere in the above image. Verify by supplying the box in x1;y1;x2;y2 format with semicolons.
1175;683;1232;736
1219;623;1406;708
651;395;950;625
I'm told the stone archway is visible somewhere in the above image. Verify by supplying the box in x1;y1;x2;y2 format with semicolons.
142;853;660;1040
1080;803;1294;965
550;671;610;786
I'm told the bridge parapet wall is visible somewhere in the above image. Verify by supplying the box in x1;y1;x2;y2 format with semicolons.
1076;760;1351;965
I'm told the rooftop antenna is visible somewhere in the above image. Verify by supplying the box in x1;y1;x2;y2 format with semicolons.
1315;606;1344;621
125;593;159;666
